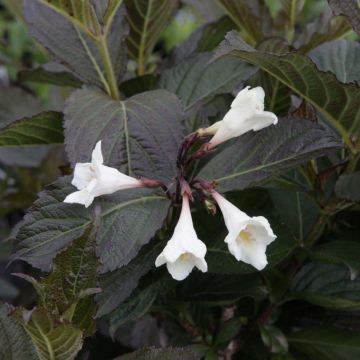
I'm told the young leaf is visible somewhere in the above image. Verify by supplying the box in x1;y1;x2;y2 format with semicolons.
0;112;64;147
64;88;185;182
288;326;360;360
310;40;360;84
198;118;342;193
159;52;255;113
96;243;162;317
215;32;360;149
125;0;178;75
41;227;98;336
12;177;170;272
328;0;360;35
0;305;38;360
17;308;83;360
24;0;128;99
291;262;360;310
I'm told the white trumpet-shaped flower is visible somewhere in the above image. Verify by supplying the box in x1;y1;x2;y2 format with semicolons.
64;141;142;208
201;86;277;148
212;192;276;270
155;195;208;281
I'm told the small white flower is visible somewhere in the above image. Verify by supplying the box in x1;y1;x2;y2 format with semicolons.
64;141;142;208
212;192;276;270
201;86;277;148
155;195;208;281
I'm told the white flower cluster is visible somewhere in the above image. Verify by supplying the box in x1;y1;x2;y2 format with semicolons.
64;87;278;281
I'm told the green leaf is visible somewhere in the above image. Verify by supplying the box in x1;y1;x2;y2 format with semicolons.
64;88;185;182
96;242;162;317
328;0;360;35
0;85;50;167
288;326;360;360
215;0;267;45
312;240;360;273
18;67;83;88
270;189;321;244
335;171;360;202
40;226;98;335
12;177;170;272
24;0;127;99
18;308;83;360
117;347;200;360
120;74;159;97
215;31;360;150
291;262;360;310
125;0;178;75
0;112;64;147
310;40;360;84
296;11;351;53
108;280;164;336
198;118;341;192
0;304;38;360
159;52;255;113
179;273;266;304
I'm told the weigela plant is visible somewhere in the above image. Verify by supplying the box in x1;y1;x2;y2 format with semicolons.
0;0;359;359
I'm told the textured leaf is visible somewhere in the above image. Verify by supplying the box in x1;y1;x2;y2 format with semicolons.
117;347;200;360
96;243;161;317
179;273;266;303
312;240;360;273
0;112;64;147
291;262;360;310
270;189;321;243
24;0;127;98
198;118;342;193
12;177;170;272
64;88;185;182
310;40;360;84
328;0;360;35
0;305;38;360
159;52;255;113
288;326;360;360
41;227;98;335
18;308;83;360
335;171;360;201
125;0;178;75
215;31;360;149
109;280;162;336
215;0;266;44
296;10;351;53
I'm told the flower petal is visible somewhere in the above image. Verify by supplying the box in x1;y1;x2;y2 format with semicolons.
249;111;278;131
241;242;268;270
194;257;208;273
91;140;103;165
167;258;195;281
71;163;93;190
64;189;94;208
